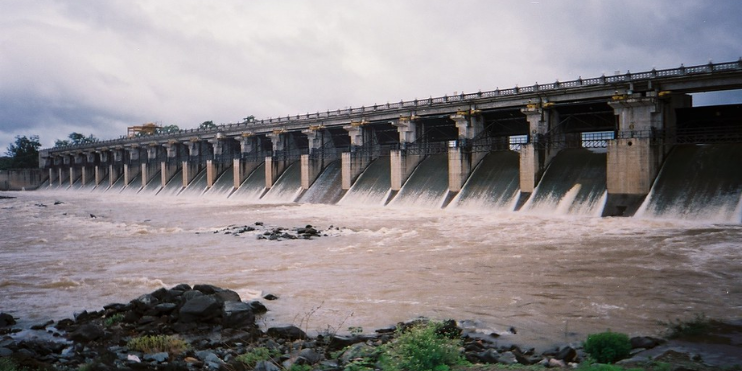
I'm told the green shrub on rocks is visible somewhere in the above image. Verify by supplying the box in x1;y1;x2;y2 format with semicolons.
379;321;465;371
235;347;280;368
103;313;123;327
126;334;189;355
583;331;631;364
0;358;25;371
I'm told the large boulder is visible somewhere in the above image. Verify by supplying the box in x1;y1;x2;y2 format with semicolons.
69;323;104;342
266;325;307;340
0;313;16;327
222;301;255;328
179;295;221;323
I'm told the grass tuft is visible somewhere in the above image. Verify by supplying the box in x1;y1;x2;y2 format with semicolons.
126;334;189;355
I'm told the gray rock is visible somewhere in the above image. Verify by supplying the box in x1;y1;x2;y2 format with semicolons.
248;300;268;314
222;301;255;328
498;351;518;365
214;289;241;303
254;360;281;371
630;336;664;349
131;294;159;312
143;352;169;363
204;352;224;369
266;325;306;340
69;323;103;342
180;295;221;322
556;345;577;362
339;343;379;365
0;347;12;357
154;303;177;313
475;349;500;364
298;348;322;364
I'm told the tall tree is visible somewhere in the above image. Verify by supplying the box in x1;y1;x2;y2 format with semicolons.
5;135;41;168
199;121;216;130
54;132;97;147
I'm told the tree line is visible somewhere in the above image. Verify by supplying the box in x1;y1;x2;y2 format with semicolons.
2;117;255;169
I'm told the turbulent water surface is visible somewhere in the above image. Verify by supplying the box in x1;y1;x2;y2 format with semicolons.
1;190;741;350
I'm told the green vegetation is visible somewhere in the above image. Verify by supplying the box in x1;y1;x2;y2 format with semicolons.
4;135;41;169
659;313;711;339
287;364;312;371
126;335;188;354
54;132;97;147
0;358;25;371
235;347;280;368
103;313;124;327
583;331;631;364
379;321;465;371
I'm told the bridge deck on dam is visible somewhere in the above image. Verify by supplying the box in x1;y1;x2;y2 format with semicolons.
38;60;742;223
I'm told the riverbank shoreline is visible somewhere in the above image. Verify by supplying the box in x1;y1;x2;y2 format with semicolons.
1;284;740;370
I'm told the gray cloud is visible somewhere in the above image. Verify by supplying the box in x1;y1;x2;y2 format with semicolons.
1;0;741;149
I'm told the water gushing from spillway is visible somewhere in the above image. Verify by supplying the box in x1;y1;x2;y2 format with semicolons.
297;160;344;204
522;148;607;216
230;163;266;201
389;154;450;209
158;169;184;197
338;157;391;206
179;168;209;197
142;171;162;195
637;144;742;223
260;161;302;203
450;151;520;211
204;166;235;198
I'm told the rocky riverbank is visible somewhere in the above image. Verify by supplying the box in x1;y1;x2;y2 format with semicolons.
0;284;739;370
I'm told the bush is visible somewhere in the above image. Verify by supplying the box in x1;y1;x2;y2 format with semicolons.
583;331;631;364
379;321;464;371
104;313;124;327
126;335;189;354
235;347;279;368
0;358;23;371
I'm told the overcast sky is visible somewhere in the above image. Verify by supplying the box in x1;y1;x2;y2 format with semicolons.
1;0;741;149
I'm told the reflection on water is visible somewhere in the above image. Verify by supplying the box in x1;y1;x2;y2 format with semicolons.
0;190;741;350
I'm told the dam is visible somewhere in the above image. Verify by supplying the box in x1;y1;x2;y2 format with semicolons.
39;60;742;222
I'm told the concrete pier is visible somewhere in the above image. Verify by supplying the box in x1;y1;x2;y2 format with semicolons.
161;142;181;187
390;117;422;191
603;93;692;216
448;111;485;192
341;122;373;190
124;147;141;187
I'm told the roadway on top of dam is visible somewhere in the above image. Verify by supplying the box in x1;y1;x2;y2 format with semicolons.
46;59;742;153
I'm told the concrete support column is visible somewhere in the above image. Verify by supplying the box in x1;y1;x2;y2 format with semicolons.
519;106;554;194
124;147;141;187
390;117;422;191
82;152;96;186
448;112;485;192
341;122;373;190
48;168;57;186
94;164;107;186
141;143;160;187
603;94;690;216
58;167;69;187
109;149;124;186
300;127;333;190
69;166;78;187
182;139;201;187
206;138;227;188
161;141;181;187
233;134;264;188
265;131;288;189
